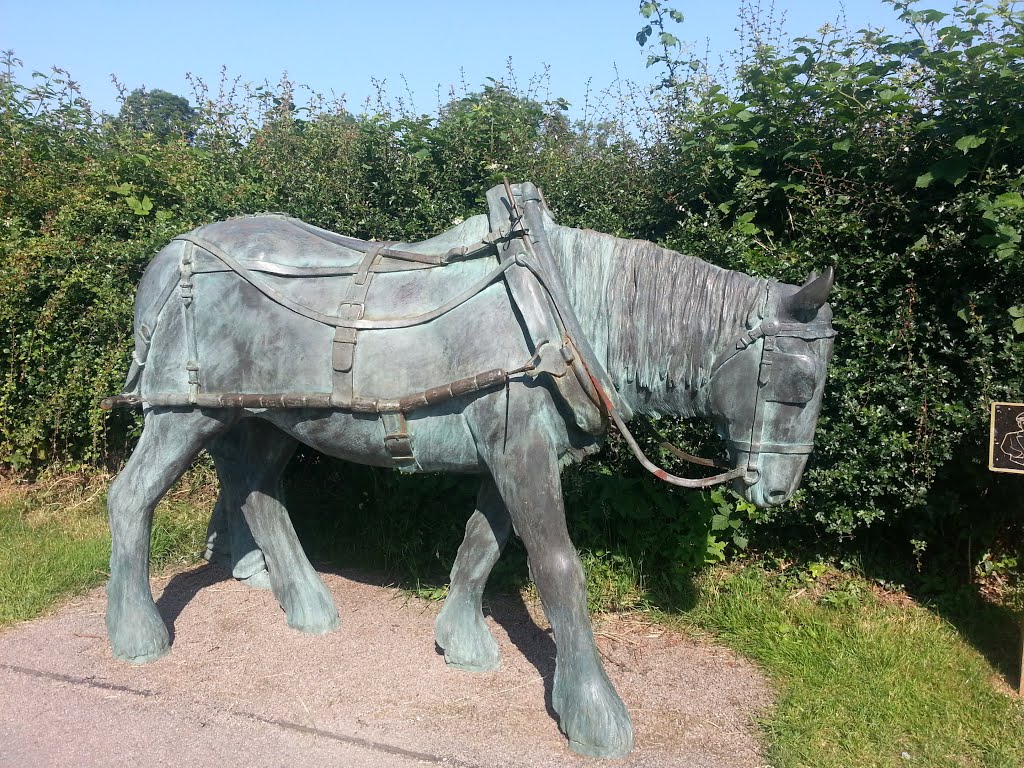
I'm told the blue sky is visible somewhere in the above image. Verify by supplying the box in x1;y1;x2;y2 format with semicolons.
4;0;944;118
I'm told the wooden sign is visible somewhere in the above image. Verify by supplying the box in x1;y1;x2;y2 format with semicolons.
989;402;1024;474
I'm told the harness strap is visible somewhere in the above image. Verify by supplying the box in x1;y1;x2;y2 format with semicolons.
101;367;528;414
190;258;439;278
711;315;837;377
382;411;416;470
331;246;383;407
508;182;632;422
728;440;815;455
285;217;520;265
179;241;201;404
743;335;773;483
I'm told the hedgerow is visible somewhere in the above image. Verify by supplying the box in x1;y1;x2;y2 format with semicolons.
1;0;1021;571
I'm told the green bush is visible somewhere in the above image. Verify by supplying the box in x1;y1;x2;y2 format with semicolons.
635;0;1024;548
1;0;1022;574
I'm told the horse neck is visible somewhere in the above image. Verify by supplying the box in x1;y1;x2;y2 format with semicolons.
544;222;767;419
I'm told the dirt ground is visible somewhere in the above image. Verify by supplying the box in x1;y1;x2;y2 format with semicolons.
0;565;772;767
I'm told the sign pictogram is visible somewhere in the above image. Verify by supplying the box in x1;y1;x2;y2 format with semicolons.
989;402;1024;474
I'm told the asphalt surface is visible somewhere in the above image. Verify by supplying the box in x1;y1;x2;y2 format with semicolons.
0;566;771;767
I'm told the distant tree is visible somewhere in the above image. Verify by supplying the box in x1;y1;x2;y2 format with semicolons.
117;88;195;141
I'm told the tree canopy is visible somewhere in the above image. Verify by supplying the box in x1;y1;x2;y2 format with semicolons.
117;87;195;140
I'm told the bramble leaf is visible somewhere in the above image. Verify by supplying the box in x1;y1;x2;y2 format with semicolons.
954;135;987;153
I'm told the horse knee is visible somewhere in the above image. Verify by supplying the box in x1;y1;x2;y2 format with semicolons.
531;548;585;592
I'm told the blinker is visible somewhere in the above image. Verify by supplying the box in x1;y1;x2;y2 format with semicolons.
766;352;816;403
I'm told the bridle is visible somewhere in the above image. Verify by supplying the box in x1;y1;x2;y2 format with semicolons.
602;285;836;490
704;286;837;487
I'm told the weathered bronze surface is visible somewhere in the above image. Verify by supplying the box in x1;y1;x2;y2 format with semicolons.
103;182;835;759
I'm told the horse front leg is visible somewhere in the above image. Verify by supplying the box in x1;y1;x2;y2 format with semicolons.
482;430;633;759
107;407;233;663
435;476;511;671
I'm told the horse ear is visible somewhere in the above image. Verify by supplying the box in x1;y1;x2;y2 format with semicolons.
788;266;834;313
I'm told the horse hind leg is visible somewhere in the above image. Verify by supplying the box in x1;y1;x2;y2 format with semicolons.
107;407;233;663
206;432;271;590
225;419;339;635
435;476;511;672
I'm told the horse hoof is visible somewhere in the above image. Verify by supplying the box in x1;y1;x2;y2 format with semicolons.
114;642;171;665
282;582;340;635
287;610;340;635
106;602;170;664
556;679;634;759
435;602;501;672
440;641;501;673
238;568;272;591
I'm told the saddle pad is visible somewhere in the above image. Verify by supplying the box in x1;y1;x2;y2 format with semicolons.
189;214;491;273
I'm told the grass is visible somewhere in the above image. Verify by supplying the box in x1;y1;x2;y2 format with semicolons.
680;564;1024;768
2;471;1022;767
0;470;212;627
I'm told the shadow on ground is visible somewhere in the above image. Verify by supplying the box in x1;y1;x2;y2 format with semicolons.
915;585;1023;690
155;565;230;645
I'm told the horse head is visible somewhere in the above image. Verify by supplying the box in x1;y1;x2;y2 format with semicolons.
707;268;836;507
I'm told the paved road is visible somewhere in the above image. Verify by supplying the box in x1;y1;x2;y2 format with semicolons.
0;566;770;767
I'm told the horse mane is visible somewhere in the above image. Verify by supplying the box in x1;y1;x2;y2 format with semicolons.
544;222;768;416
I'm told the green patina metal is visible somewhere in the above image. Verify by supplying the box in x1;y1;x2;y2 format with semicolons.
102;182;835;759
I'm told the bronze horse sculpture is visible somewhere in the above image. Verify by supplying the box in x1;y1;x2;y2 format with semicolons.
102;182;835;758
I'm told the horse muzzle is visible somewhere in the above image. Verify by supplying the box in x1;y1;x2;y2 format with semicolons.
728;449;810;508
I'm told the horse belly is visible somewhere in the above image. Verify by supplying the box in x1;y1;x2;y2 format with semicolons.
263;409;485;472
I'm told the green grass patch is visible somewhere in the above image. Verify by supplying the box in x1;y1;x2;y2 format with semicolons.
0;472;212;627
0;492;111;626
680;564;1024;768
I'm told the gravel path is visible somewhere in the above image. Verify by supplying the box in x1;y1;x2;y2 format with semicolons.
0;566;772;767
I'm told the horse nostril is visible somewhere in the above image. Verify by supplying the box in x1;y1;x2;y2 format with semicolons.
766;488;788;503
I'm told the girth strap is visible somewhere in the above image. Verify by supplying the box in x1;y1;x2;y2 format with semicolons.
382;411;416;471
